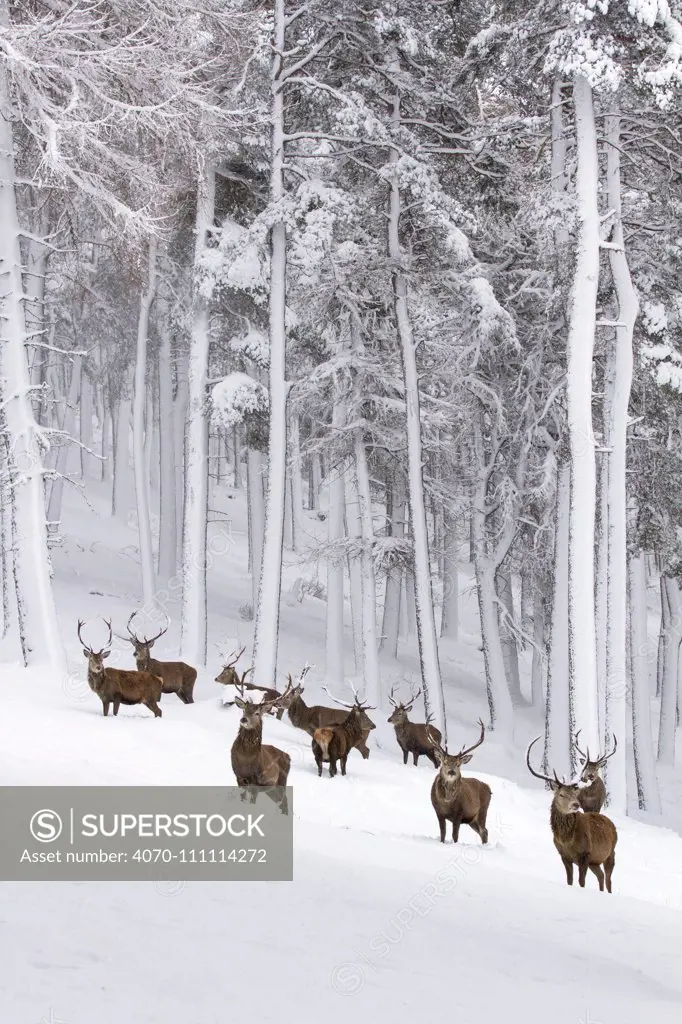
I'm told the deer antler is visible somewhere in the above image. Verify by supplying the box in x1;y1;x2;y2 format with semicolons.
240;667;255;686
526;736;566;787
226;646;246;668
322;685;355;710
404;686;422;711
425;716;446;757
142;620;168;644
596;734;618;766
388;686;399;708
297;662;312;686
573;729;590;763
456;719;486;759
77;619;93;655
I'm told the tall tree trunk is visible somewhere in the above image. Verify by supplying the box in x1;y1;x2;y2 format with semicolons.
381;473;406;659
497;563;523;705
174;349;189;570
247;447;265;613
180;168;215;666
157;288;177;583
545;459;571;778
352;420;380;708
657;574;668;699
252;0;288;687
46;353;81;533
601;113;638;813
345;462;364;675
326;393;346;689
658;576;681;765
440;515;459;640
232;427;242;489
79;372;94;478
531;585;546;709
0;47;63;667
133;238;157;609
629;551;661;813
595;451;609;741
566;74;600;753
388;69;445;739
289;412;304;553
112;383;133;519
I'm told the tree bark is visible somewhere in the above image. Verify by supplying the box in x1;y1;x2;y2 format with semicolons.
326;393;346;688
157;286;177;583
440;515;459;640
658;576;681;765
545;459;571;778
381;472;406;658
133;238;158;609
629;551;661;813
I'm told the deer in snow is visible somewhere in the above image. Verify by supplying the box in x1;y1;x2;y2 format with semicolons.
572;730;618;813
311;684;376;778
215;647;284;718
387;686;441;767
230;685;291;814
118;612;197;704
277;665;374;758
526;736;617;893
78;619;163;718
428;719;491;844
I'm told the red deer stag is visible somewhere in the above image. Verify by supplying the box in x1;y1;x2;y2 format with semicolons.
572;730;617;813
278;666;374;758
387;686;441;767
428;720;491;844
230;686;291;814
119;612;196;704
526;736;617;893
311;685;376;778
78;619;163;718
215;648;284;719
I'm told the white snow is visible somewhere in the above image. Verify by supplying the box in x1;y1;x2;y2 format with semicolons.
1;481;682;1023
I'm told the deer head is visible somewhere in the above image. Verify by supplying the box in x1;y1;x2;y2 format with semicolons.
215;647;247;686
526;736;582;814
78;618;113;676
573;730;618;783
233;683;282;731
427;719;485;784
387;685;422;725
118;611;168;667
323;682;377;732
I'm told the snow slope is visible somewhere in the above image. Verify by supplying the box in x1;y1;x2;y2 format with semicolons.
1;484;682;1023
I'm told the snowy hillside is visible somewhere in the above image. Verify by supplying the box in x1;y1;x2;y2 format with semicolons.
2;485;682;1024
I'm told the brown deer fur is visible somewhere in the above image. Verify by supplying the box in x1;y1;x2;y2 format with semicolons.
120;613;196;703
231;693;290;814
215;652;284;719
78;620;163;718
572;730;617;814
527;736;618;892
429;720;491;844
279;678;374;758
387;689;441;767
312;701;376;778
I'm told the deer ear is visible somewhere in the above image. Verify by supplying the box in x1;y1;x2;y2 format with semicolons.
102;651;110;660
549;779;560;791
234;697;246;710
432;748;444;765
460;754;473;765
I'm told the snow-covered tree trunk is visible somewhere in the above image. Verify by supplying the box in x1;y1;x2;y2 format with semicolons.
326;393;346;689
629;551;661;813
247;447;265;613
132;238;158;609
0;52;63;667
352;415;381;708
595;451;609;740
232;427;242;489
531;584;546;708
345;464;364;675
79;373;94;478
112;384;133;519
440;515;459;641
157;287;177;583
403;561;416;637
180;167;215;666
497;563;523;705
252;0;288;686
602;112;638;813
545;459;571;778
381;473;406;658
658;575;681;765
657;575;668;699
46;353;81;534
388;75;445;739
101;398;112;485
174;350;189;570
289;412;304;552
566;74;600;753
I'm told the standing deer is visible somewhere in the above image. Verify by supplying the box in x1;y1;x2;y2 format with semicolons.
230;686;291;814
526;736;618;893
311;685;376;778
277;666;374;758
428;720;491;844
215;648;284;718
78;619;163;718
119;612;196;704
572;730;618;813
387;686;441;767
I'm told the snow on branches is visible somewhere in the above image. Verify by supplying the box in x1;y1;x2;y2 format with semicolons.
211;372;268;429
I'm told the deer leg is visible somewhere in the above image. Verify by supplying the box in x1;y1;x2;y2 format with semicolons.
403;749;409;765
604;852;615;893
578;855;589;888
427;751;439;769
329;758;337;778
436;815;447;844
146;700;162;718
102;700;110;716
340;754;349;776
588;863;605;891
470;819;488;845
451;818;462;843
356;741;370;759
276;708;284;721
413;751;419;766
113;699;121;716
561;857;574;885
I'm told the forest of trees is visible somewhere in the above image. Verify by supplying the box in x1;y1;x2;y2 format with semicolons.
2;1;682;816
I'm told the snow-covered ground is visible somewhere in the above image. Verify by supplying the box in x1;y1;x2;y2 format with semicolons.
1;483;682;1023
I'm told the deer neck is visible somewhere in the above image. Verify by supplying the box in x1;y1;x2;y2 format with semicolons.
437;771;461;797
550;801;579;841
342;712;363;745
394;717;410;740
237;722;263;760
288;694;308;727
87;665;105;691
136;651;150;671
